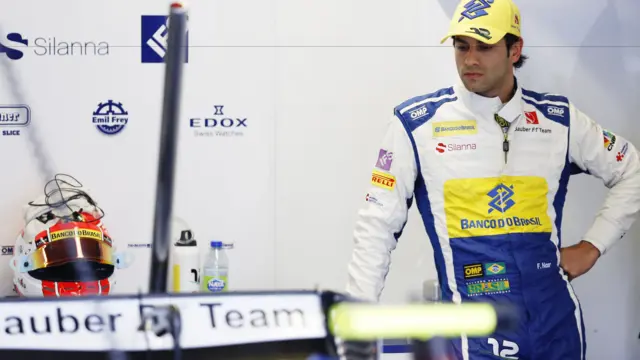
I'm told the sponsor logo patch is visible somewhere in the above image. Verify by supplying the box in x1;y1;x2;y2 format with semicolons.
484;262;506;275
524;111;539;124
467;279;510;296
464;263;484;279
432;120;477;137
617;142;628;162
376;149;393;171
603;130;616;151
371;170;396;190
435;142;477;154
365;193;383;207
444;176;551;238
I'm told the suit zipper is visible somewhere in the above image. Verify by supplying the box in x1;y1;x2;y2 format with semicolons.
502;132;509;164
494;114;510;164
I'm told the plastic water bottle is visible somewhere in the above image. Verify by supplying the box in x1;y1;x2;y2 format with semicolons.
201;241;229;293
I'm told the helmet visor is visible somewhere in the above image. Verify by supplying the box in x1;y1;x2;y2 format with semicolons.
17;222;114;273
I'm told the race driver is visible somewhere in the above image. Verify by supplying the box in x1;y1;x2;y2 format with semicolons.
345;0;640;359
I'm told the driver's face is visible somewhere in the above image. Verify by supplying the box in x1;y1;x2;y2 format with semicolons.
454;36;512;98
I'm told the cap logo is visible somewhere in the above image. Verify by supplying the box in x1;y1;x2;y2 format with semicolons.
459;0;495;22
466;27;492;40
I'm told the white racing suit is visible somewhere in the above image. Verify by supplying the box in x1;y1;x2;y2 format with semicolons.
346;78;640;359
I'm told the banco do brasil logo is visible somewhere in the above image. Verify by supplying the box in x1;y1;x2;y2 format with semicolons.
487;183;515;214
459;0;494;22
92;100;129;135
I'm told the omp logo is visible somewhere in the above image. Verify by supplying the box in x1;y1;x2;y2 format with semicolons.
464;264;484;279
409;106;428;120
459;0;494;22
547;106;565;117
1;246;13;256
141;15;189;63
443;176;552;238
487;184;515;214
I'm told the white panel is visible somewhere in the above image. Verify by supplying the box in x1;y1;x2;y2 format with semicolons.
0;0;277;295
273;0;457;297
174;43;277;292
275;0;449;46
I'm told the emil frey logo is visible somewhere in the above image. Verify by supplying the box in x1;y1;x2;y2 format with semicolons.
92;100;129;135
487;184;515;214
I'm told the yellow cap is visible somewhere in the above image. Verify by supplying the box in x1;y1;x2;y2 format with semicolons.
440;0;521;45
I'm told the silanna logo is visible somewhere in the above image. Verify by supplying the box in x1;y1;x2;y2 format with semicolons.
0;32;109;60
189;105;248;138
435;142;476;153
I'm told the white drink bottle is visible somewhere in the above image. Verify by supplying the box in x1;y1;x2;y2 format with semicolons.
168;218;200;293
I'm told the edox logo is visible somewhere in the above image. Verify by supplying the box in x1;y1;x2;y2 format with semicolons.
487;184;515;214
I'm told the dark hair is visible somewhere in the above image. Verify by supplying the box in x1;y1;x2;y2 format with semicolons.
504;34;527;69
452;34;528;69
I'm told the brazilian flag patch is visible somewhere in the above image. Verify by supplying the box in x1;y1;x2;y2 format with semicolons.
484;262;506;276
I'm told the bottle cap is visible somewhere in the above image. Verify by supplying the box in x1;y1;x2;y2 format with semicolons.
174;229;197;246
175;229;197;246
210;241;223;248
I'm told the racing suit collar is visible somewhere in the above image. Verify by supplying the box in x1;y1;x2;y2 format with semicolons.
456;77;523;124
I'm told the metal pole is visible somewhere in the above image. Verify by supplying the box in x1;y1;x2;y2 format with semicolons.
148;2;188;294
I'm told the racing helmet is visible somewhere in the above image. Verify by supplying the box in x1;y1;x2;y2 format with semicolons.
10;174;131;297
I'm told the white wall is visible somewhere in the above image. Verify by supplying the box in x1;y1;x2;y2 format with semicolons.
0;0;637;358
